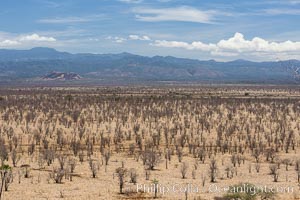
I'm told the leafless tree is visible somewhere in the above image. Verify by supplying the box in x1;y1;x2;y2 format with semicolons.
57;154;67;170
177;147;183;162
43;149;55;166
231;154;237;167
142;148;161;170
0;165;12;199
145;169;151;180
255;163;261;173
282;158;291;171
3;170;12;191
20;164;30;178
129;168;138;184
129;143;135;155
269;164;279;182
79;151;84;163
209;158;217;183
180;162;189;179
50;167;65;184
103;149;110;166
197;148;206;163
252;148;261;163
11;149;20;167
68;157;77;173
0;140;8;166
88;158;100;178
115;167;127;194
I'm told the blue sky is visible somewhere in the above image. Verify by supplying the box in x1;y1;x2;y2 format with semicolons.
0;0;300;61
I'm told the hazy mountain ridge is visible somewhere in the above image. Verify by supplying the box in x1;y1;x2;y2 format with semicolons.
0;47;299;84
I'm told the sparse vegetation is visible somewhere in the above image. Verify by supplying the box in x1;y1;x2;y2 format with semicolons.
0;86;299;199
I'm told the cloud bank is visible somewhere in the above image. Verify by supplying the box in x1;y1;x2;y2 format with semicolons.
133;6;217;23
152;32;300;58
106;34;151;43
0;33;56;47
119;0;143;3
20;34;56;42
38;15;106;24
129;35;151;41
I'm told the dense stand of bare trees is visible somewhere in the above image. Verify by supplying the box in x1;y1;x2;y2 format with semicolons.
0;87;299;198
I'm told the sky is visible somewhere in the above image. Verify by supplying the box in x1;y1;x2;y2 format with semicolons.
0;0;300;61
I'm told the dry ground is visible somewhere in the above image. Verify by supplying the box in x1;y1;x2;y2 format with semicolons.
0;86;300;200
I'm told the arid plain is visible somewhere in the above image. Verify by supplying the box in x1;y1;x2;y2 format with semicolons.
0;86;300;200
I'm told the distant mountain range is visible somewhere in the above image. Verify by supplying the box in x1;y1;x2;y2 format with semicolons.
0;47;299;84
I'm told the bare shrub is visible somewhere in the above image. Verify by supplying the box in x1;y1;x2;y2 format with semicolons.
103;149;111;166
50;168;65;184
129;143;135;155
43;149;55;166
0;140;8;166
177;147;183;162
145;169;151;180
0;165;12;198
142;148;161;170
21;164;30;178
115;167;127;194
88;158;100;178
129;168;138;184
78;151;84;163
269;164;279;182
3;169;13;191
209;158;217;183
197;148;206;163
68;157;77;173
282;158;291;171
57;154;67;170
255;163;261;173
11;149;20;167
180;162;189;179
252;148;261;163
225;165;234;179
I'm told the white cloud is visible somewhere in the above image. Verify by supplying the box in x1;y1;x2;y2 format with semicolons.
106;35;151;43
152;40;216;51
217;32;300;53
129;35;151;41
0;39;20;47
0;33;57;48
106;36;127;43
115;37;126;43
39;0;61;8
38;15;106;24
38;17;91;24
19;34;56;42
133;6;217;23
152;32;300;58
119;0;142;3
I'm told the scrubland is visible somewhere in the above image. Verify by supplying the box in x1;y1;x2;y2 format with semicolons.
0;86;300;200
